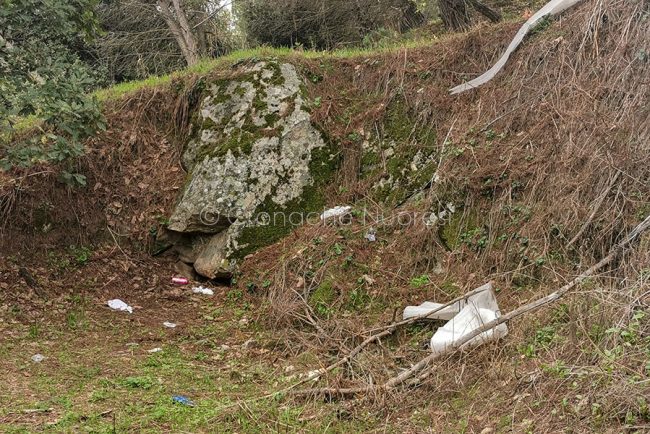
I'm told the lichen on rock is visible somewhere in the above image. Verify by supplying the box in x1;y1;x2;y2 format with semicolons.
167;60;337;279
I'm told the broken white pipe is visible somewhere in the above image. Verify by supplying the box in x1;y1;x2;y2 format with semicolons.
430;305;508;355
449;0;584;95
403;282;500;320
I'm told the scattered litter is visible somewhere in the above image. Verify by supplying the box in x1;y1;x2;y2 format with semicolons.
192;286;214;296
147;348;163;353
171;276;189;285
403;283;508;353
320;206;352;221
365;228;377;242
163;322;177;328
107;299;133;314
172;395;195;407
305;370;323;381
31;354;45;363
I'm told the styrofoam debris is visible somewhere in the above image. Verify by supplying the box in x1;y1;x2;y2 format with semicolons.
148;348;163;353
107;299;133;314
430;305;508;355
192;286;214;296
163;322;177;328
31;354;45;363
320;206;352;221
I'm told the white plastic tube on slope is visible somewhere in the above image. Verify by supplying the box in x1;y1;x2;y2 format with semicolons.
402;284;500;321
449;0;584;95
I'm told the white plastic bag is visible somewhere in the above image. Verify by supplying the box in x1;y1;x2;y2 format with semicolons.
192;286;214;296
107;299;133;314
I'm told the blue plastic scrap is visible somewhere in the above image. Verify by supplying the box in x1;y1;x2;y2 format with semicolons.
172;395;195;407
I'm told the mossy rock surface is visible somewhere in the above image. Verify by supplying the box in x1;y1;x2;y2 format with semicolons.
167;61;338;278
360;98;438;205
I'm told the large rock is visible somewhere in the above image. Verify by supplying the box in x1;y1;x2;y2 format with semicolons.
167;61;337;278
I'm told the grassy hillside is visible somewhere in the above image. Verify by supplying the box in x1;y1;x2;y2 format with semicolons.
1;0;649;431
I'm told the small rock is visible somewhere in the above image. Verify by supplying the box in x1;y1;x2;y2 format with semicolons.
174;261;195;277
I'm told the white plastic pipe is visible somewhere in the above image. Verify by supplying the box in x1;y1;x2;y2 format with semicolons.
449;0;584;95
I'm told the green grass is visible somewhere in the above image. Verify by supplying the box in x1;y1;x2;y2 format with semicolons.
0;287;397;433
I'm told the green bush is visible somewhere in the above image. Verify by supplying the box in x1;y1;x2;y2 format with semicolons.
0;0;105;172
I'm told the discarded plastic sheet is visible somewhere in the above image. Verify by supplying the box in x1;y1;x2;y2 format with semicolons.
147;348;163;353
192;286;214;296
320;206;352;221
172;395;195;407
430;305;508;355
31;354;45;363
365;228;377;242
107;299;133;314
449;0;584;94
163;322;177;328
402;283;499;321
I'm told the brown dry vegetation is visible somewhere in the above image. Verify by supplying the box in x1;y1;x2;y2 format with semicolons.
1;0;649;431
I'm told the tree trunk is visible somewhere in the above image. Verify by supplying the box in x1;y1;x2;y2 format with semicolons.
468;0;502;23
157;0;200;66
439;0;471;30
439;0;501;30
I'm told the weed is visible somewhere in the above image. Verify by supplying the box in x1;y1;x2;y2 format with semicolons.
410;274;430;288
121;376;155;389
